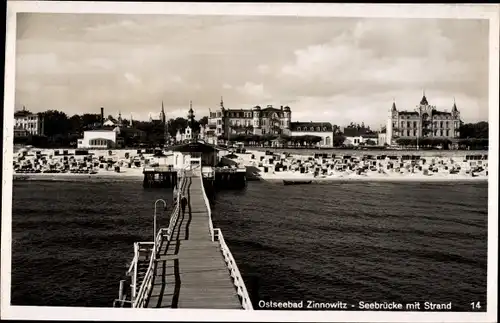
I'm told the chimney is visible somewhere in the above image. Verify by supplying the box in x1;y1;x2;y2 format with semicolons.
281;105;283;110
100;107;104;126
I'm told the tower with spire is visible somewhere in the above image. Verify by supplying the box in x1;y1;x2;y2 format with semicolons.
187;101;196;141
451;97;460;138
220;96;225;112
117;111;122;127
389;90;461;143
161;101;169;146
386;99;397;145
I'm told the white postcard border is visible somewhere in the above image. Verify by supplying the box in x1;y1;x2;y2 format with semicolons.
1;2;498;322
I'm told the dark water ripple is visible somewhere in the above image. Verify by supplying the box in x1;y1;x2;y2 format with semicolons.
209;180;488;311
10;179;487;311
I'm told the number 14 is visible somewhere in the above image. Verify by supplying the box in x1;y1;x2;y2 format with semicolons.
471;302;481;309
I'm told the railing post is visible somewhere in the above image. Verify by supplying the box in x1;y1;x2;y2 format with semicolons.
118;279;125;303
132;243;138;301
153;199;167;259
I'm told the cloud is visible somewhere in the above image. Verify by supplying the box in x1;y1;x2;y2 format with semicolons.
257;64;270;74
124;72;141;84
236;82;266;98
14;14;489;127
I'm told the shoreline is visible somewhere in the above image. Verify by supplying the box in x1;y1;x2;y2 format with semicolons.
12;172;488;183
13;171;143;181
10;147;489;183
257;175;488;183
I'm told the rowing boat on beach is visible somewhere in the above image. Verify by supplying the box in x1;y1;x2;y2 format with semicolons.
283;180;312;186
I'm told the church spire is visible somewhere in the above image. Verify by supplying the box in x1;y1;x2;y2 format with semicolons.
160;101;166;123
420;89;428;105
220;96;225;111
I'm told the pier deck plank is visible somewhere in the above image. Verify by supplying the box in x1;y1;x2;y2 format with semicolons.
146;175;242;309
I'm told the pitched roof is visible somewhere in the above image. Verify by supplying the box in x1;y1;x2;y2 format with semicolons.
170;140;226;153
261;106;281;112
399;111;419;116
420;95;429;105
433;110;452;116
291;122;333;132
343;127;373;137
14;110;36;117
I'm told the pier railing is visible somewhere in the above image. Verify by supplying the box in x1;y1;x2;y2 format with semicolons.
118;171;188;308
214;228;253;310
198;173;214;241
132;231;162;308
198;173;253;310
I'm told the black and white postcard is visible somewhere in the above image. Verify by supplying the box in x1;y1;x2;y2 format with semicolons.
1;2;498;322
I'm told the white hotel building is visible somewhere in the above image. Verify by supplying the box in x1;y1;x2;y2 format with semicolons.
14;107;44;136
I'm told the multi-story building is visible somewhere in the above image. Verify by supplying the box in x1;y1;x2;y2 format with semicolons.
208;98;292;138
386;93;461;145
290;122;335;147
343;127;379;147
14;106;44;136
199;124;217;145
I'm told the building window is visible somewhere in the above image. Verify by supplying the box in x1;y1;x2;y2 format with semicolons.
446;130;449;136
413;130;416;136
401;121;404;128
440;130;443;136
413;121;417;128
407;130;410;136
445;121;449;128
440;121;443;128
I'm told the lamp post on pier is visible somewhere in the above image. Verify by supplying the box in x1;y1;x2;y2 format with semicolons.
153;199;167;259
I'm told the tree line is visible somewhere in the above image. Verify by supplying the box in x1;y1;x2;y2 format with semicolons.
394;121;489;150
15;109;488;150
15;109;209;148
223;133;347;148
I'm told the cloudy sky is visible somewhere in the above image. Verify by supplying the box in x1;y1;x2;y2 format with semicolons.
15;13;489;128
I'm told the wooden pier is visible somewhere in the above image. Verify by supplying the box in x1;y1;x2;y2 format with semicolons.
115;167;252;310
143;167;178;188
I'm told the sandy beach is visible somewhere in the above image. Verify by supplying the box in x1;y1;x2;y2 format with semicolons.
11;147;488;182
234;149;489;182
12;148;157;180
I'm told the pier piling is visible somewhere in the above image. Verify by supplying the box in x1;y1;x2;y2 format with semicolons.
143;168;178;188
